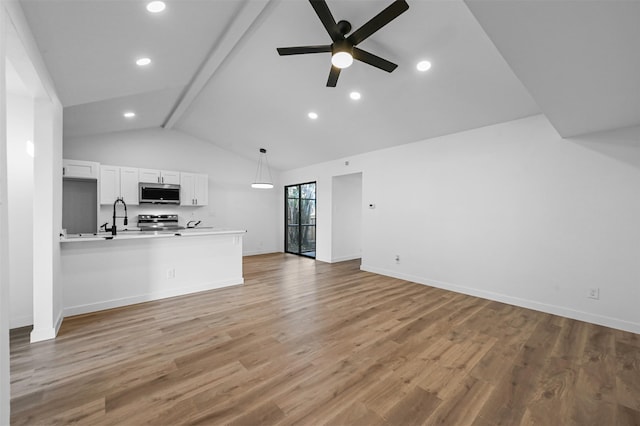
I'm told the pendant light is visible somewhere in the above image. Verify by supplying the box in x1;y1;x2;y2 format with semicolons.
251;148;274;189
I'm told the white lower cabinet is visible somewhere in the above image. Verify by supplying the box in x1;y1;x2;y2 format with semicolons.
180;172;208;206
100;165;139;205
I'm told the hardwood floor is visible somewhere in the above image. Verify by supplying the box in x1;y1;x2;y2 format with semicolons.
10;253;640;425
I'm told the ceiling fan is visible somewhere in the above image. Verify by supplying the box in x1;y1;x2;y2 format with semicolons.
277;0;409;87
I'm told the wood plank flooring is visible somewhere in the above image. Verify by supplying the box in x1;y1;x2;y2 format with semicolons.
10;253;640;425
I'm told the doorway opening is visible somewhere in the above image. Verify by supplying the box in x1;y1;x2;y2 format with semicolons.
331;173;362;263
285;182;316;258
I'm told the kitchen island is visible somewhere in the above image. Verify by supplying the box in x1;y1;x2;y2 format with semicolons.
60;229;246;317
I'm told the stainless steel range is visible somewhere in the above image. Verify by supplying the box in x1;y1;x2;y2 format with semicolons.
137;214;184;232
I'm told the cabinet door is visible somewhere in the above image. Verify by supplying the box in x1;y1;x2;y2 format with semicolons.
180;173;195;205
99;165;120;205
63;159;100;179
138;168;160;183
193;173;209;206
161;170;181;185
120;167;139;205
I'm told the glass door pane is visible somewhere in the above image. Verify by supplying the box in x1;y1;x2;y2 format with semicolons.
285;182;316;258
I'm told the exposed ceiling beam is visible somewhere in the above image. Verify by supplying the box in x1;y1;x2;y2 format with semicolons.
163;0;274;129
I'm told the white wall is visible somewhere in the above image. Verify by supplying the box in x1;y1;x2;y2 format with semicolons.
3;1;64;345
64;128;280;256
31;97;63;342
0;3;11;422
331;173;362;262
280;115;640;334
280;164;364;262
6;92;33;328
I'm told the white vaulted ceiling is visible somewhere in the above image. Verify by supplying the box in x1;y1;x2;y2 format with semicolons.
466;0;640;138
19;0;640;170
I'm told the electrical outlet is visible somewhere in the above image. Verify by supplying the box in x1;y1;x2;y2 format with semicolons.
167;268;175;279
588;288;599;300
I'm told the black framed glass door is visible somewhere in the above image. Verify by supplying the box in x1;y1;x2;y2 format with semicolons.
285;182;316;258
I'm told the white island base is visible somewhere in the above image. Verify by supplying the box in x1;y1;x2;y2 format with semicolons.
61;231;245;317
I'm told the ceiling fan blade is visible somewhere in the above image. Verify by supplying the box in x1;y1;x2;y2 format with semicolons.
353;47;397;73
347;0;409;46
277;45;332;56
309;0;342;42
327;65;341;87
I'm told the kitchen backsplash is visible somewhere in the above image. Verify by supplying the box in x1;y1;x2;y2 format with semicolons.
98;204;217;230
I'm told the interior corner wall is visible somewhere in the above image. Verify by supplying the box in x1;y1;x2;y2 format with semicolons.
6;93;34;328
63;128;281;256
1;4;12;422
331;173;362;263
51;99;63;337
31;97;63;343
4;0;65;343
280;114;640;334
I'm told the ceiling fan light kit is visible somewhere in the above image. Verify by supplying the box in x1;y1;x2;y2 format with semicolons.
331;40;353;69
277;0;409;87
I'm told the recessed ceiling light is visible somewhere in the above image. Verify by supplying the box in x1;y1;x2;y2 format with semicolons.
136;57;151;66
146;1;166;13
308;112;318;120
123;112;136;118
350;91;361;100
417;60;432;72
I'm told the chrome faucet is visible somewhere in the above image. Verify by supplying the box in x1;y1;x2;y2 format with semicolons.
107;197;128;236
186;220;201;229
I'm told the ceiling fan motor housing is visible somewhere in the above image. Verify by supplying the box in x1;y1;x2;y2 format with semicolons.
337;20;351;36
332;40;353;56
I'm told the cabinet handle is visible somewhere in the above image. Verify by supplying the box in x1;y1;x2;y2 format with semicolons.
62;167;66;176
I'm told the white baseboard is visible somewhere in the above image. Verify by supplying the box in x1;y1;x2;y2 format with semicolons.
330;254;362;263
54;310;63;335
243;250;280;256
23;310;64;341
63;278;244;318
30;326;57;343
360;264;640;335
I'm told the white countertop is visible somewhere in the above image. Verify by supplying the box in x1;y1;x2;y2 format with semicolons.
60;228;246;243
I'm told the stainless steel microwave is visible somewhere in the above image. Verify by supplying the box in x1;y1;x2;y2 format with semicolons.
139;182;181;204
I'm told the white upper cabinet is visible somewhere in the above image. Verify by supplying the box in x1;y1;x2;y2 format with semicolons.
180;172;208;206
100;165;139;205
99;165;119;204
63;159;99;179
138;168;159;184
180;173;195;206
138;168;180;184
120;167;140;205
161;170;180;185
194;173;208;206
